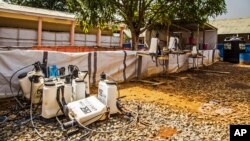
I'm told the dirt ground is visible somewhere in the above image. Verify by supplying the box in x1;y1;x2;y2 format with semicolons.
0;61;249;140
119;62;250;124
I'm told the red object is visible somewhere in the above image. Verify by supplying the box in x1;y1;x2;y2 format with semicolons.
203;43;208;50
189;37;195;45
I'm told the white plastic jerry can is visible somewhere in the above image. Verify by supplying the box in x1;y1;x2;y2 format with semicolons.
67;96;107;126
42;81;73;119
42;82;61;118
75;78;86;100
192;46;198;55
78;71;90;95
64;81;73;103
98;80;119;114
18;71;35;99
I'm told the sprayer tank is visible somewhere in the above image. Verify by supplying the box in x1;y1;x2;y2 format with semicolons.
98;80;119;114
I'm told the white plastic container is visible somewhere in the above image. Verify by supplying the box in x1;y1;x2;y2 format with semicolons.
75;78;86;100
42;81;73;119
67;96;107;126
78;71;90;95
98;80;119;114
149;38;158;54
18;71;35;99
42;82;60;118
192;46;198;55
64;82;73;103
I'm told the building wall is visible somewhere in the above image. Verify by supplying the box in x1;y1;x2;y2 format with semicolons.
0;27;120;48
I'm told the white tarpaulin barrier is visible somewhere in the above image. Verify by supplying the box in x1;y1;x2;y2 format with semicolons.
0;49;219;98
0;27;119;47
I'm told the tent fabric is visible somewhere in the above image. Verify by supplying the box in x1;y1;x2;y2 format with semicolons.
0;49;219;98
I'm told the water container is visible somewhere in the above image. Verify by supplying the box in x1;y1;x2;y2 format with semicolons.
64;81;73;103
42;81;73;119
217;44;224;59
203;43;208;50
75;78;86;100
78;71;90;95
18;71;35;99
192;46;197;55
67;96;107;125
149;38;158;54
239;53;250;65
98;80;119;114
31;75;44;104
42;82;61;118
246;44;250;53
49;65;58;78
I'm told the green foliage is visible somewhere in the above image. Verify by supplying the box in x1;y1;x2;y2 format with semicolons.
3;0;69;12
4;0;226;50
68;0;181;49
177;0;227;25
68;0;116;32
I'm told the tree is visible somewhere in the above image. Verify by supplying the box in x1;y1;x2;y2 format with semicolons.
3;0;69;12
5;0;226;50
177;0;226;48
68;0;179;50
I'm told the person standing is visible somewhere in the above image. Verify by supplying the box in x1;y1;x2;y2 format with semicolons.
156;33;161;55
189;32;196;45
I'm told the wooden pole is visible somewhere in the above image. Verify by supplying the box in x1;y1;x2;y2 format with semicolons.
96;28;101;47
70;21;75;46
37;17;42;46
119;26;125;48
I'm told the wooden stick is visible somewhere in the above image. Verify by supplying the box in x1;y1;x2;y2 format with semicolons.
195;69;230;74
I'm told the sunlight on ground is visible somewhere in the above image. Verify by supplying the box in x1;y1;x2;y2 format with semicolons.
120;86;202;112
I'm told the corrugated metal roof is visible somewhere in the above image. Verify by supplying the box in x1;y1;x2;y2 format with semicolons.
0;2;75;20
209;17;250;34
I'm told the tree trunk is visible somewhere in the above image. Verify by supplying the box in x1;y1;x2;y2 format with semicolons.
166;22;171;48
148;30;152;48
196;24;200;52
131;33;140;51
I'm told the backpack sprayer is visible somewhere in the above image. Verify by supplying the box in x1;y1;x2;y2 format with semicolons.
54;72;132;130
15;61;137;138
18;62;44;103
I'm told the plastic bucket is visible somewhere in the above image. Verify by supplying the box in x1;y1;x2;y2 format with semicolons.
246;44;250;53
203;43;208;50
217;44;224;58
239;53;250;65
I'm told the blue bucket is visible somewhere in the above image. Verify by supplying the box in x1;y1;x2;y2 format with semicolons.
217;44;224;58
246;44;250;53
239;53;250;65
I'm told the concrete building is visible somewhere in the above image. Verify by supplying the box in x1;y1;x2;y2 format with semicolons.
0;2;124;49
209;17;250;43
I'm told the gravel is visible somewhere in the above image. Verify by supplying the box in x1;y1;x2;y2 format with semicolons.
0;62;249;141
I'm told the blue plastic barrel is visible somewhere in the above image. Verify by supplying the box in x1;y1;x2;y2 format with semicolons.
239;53;250;64
123;43;131;48
217;44;224;58
246;44;250;53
